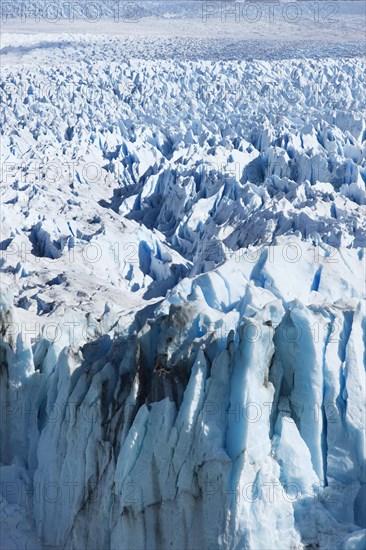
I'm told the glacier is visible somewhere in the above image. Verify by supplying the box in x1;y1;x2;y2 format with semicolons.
1;13;366;550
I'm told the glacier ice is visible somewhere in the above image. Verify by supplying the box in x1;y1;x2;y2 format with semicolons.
0;29;365;550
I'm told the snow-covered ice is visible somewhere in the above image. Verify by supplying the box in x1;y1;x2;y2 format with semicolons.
0;6;365;550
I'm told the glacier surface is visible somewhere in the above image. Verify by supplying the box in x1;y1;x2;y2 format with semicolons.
0;20;365;550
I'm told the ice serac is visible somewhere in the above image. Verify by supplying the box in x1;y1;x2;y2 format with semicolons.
1;235;365;549
0;53;365;549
